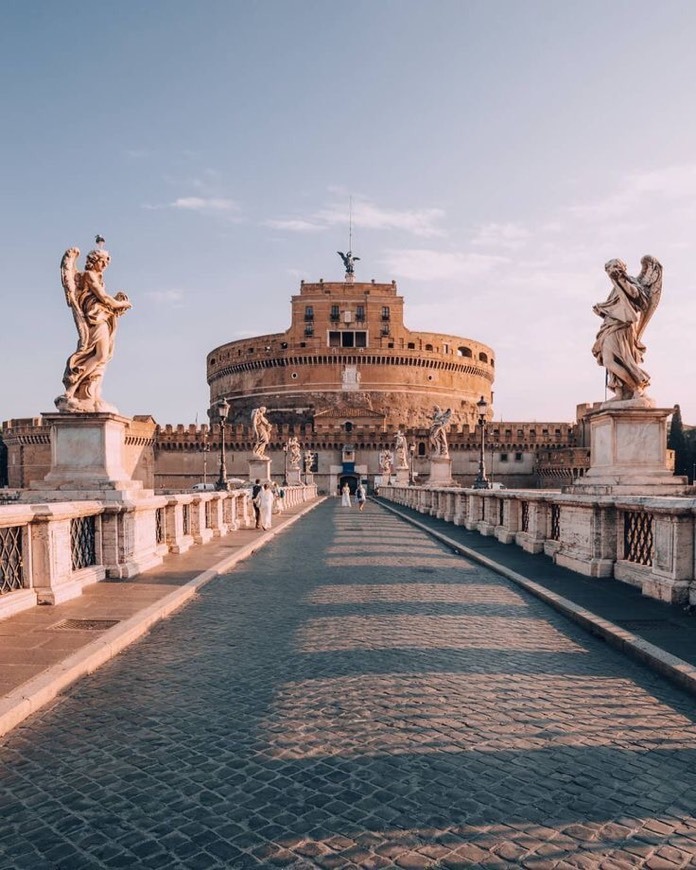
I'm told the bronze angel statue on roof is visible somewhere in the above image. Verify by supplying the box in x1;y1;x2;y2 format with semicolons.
591;255;662;402
55;238;132;413
337;250;360;276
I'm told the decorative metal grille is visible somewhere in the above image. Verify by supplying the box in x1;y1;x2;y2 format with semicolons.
182;504;191;536
0;526;24;594
520;501;529;533
498;499;505;527
155;508;164;544
52;618;120;632
550;504;561;541
205;501;213;529
70;516;96;571
624;511;653;566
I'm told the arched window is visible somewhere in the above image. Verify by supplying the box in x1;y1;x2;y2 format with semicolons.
479;352;488;363
418;442;426;457
425;343;433;352
407;342;415;350
457;346;472;358
344;421;353;433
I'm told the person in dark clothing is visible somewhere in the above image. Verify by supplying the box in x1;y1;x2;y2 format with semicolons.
251;479;262;528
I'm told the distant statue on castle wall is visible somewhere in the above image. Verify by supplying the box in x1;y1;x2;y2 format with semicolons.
287;435;302;470
592;256;662;402
304;449;315;473
251;406;272;458
429;406;452;458
55;240;131;413
337;250;360;276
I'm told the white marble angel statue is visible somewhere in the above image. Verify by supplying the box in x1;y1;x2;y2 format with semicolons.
251;406;272;458
286;435;302;470
429;406;453;458
592;256;662;402
55;240;131;413
379;449;394;475
394;429;408;468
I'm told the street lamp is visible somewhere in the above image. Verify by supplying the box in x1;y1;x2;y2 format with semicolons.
409;443;416;485
200;429;210;485
215;397;230;491
282;442;289;486
473;395;490;490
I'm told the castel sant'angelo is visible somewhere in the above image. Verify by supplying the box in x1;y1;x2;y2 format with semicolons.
1;255;587;493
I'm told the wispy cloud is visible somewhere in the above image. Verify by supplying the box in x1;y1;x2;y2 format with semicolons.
264;194;446;238
170;196;239;212
569;164;696;222
472;222;531;249
381;249;507;282
265;218;326;233
144;289;186;305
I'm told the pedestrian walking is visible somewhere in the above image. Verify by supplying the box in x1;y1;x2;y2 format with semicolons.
341;482;352;507
356;482;366;511
251;479;262;528
258;482;274;530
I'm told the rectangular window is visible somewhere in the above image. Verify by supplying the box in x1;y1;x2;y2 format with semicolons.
329;331;340;347
515;452;523;461
356;305;365;321
381;306;390;320
355;331;367;347
341;332;355;348
500;453;508;462
304;306;314;321
330;305;340;321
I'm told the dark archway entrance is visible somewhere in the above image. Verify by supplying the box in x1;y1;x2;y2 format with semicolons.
338;473;359;495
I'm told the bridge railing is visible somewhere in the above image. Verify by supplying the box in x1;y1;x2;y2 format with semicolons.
0;483;318;620
378;485;696;606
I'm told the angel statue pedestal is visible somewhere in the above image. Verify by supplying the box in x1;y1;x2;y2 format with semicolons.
248;456;271;484
426;455;454;488
567;401;688;496
395;467;410;486
29;412;147;499
286;468;302;486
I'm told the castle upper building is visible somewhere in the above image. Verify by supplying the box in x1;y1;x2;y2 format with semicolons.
207;278;495;429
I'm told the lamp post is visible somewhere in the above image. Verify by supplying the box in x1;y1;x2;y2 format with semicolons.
409;443;416;485
200;429;210;485
215;397;230;491
282;442;289;486
473;395;490;490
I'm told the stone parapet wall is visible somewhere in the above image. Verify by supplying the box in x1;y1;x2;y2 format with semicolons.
0;485;318;620
380;484;696;606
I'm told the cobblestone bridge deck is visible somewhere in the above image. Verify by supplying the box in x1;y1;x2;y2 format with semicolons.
2;499;696;868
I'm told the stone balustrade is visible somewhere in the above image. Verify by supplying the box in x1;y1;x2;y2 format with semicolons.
379;485;696;606
0;484;318;620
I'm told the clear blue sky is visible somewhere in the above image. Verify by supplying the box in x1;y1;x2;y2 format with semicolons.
3;0;696;425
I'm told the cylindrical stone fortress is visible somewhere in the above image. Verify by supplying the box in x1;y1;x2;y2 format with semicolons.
207;279;495;428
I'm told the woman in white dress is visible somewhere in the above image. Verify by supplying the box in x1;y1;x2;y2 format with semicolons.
257;483;275;530
341;483;352;507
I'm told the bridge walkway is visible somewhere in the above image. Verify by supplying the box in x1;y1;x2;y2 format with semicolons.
1;498;696;868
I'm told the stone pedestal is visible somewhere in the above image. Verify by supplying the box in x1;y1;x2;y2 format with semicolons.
248;456;272;483
567;401;688;496
21;413;164;592
286;467;302;486
394;467;410;486
426;456;454;487
25;412;147;501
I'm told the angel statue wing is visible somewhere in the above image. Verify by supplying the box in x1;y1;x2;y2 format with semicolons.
60;247;89;350
636;254;663;342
